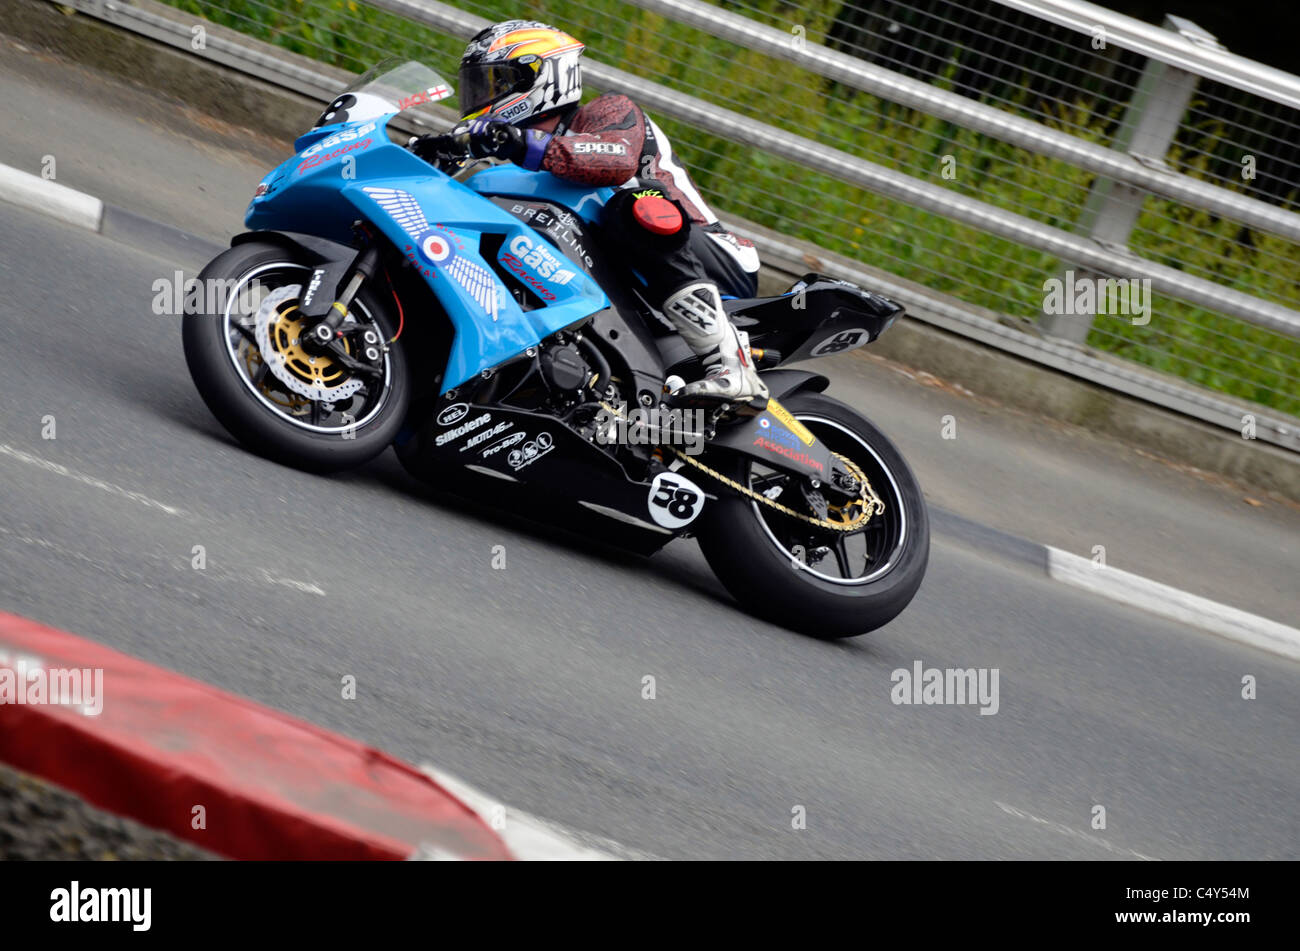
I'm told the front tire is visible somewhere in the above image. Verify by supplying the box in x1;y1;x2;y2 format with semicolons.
696;391;929;638
182;241;409;473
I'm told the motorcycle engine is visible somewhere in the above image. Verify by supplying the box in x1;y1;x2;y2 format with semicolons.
530;335;629;451
539;343;590;393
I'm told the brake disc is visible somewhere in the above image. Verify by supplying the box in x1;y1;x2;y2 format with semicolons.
251;284;365;403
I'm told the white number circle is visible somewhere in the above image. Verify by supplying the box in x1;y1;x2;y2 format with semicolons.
647;472;706;529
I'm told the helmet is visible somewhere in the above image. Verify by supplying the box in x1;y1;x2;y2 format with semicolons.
458;20;584;125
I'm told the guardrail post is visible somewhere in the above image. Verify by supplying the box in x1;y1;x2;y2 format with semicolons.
1041;15;1223;343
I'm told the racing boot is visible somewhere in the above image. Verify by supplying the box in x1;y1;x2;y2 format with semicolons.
662;281;768;403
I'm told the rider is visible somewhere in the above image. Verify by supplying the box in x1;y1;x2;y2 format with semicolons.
427;19;768;404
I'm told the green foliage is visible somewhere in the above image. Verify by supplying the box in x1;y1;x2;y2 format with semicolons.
164;0;1298;415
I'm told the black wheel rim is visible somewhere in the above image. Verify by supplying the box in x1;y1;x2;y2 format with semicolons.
747;413;908;586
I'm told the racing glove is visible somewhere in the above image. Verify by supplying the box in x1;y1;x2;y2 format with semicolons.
465;119;555;171
413;120;552;169
463;119;525;161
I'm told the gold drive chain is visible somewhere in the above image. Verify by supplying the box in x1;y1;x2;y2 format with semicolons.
599;401;884;533
673;447;884;533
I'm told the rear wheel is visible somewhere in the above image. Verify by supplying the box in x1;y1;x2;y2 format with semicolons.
182;242;409;472
696;391;929;638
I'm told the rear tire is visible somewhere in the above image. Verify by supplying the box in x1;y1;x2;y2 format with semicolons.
696;391;929;638
182;241;409;473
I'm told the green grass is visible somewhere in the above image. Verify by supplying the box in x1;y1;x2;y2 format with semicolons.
163;0;1300;416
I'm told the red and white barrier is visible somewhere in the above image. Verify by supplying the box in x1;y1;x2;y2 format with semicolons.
0;611;513;860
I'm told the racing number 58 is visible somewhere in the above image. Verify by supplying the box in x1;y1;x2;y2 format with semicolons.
652;477;699;521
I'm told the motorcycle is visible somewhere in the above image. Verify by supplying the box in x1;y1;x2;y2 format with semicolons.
182;60;929;638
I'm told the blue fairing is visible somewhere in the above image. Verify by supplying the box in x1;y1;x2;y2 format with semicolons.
244;114;612;392
465;166;615;224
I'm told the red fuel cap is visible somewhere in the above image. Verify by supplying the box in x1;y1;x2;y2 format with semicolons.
633;194;684;235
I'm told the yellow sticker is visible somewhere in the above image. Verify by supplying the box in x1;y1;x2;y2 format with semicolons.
766;398;815;445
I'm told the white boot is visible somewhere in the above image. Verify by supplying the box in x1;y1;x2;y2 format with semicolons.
662;282;768;402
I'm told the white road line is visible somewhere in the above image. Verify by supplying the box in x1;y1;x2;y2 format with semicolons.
994;801;1158;861
0;526;326;602
1046;547;1300;662
0;444;187;517
0;162;103;231
255;568;326;597
417;764;663;861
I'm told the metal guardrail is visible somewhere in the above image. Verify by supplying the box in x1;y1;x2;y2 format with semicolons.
996;0;1300;108
77;0;347;101
748;223;1300;448
623;0;1300;247
65;0;460;134
648;0;1300;398
51;0;1300;452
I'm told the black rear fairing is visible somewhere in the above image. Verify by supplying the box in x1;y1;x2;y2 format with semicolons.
729;274;903;364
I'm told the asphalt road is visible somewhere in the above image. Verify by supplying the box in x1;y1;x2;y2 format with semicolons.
1;36;1298;859
2;201;1298;859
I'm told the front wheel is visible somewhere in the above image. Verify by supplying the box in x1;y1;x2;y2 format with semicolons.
696;391;929;638
182;241;409;473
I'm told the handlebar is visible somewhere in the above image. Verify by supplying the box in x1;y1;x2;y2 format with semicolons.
410;121;516;172
408;129;470;172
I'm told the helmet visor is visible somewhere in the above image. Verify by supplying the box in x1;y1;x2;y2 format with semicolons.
459;61;534;118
